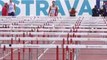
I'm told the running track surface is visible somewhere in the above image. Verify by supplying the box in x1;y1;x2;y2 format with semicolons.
0;17;107;60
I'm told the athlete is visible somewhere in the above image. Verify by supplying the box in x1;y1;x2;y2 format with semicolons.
48;1;58;16
8;0;16;16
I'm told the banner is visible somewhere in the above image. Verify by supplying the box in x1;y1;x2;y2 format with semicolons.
0;0;96;16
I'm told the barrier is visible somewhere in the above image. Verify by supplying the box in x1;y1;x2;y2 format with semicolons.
0;17;106;60
1;44;107;60
1;44;107;49
56;46;59;60
18;49;20;60
0;37;107;42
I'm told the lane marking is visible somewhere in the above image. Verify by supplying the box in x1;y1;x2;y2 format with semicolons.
0;41;30;60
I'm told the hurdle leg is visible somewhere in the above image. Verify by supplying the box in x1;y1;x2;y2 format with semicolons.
66;46;69;60
56;46;59;60
70;48;75;60
67;33;69;44
62;39;65;60
62;47;65;60
36;40;39;60
70;51;72;60
29;41;33;60
23;41;25;60
72;49;75;60
11;38;13;60
18;49;20;60
31;41;33;60
3;45;6;60
11;48;13;60
29;48;31;60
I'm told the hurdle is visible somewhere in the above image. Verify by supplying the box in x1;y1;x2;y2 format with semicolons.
1;44;107;49
0;16;107;60
0;37;107;42
1;44;107;60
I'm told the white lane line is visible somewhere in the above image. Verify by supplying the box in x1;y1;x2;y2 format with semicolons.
0;41;30;60
38;41;55;60
0;49;17;60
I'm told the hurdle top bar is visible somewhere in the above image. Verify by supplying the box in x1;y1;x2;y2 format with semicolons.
1;44;107;49
0;37;107;41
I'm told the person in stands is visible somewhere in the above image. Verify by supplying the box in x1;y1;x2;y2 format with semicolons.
48;1;58;16
69;8;76;16
99;6;104;16
2;3;8;16
99;3;107;17
92;5;99;16
99;6;106;17
102;4;107;17
8;0;16;16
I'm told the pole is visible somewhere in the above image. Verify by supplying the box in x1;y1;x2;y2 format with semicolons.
37;40;39;60
11;48;13;60
11;38;13;60
67;33;69;44
56;46;59;60
18;49;20;60
23;40;25;60
66;46;69;60
62;39;65;60
3;45;6;60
